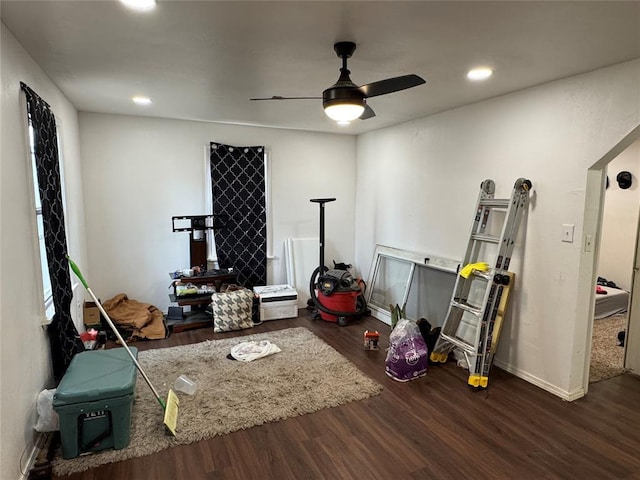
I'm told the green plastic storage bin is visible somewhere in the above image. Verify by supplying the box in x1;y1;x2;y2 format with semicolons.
53;347;138;459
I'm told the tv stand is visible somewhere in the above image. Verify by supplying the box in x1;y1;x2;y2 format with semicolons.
167;270;238;332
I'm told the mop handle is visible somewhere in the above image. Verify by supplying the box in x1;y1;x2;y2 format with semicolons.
68;256;166;410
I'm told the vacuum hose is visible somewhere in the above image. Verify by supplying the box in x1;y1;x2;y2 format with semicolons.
308;198;368;323
308;266;369;319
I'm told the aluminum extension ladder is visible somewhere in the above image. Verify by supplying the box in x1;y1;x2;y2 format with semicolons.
430;178;532;388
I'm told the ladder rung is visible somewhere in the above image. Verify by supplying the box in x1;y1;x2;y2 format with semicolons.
479;198;510;208
438;333;476;354
471;269;493;281
451;300;483;316
472;233;500;244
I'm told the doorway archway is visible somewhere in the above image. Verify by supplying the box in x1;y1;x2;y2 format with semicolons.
579;125;640;395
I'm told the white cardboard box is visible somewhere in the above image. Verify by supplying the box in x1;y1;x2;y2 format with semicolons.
253;285;298;321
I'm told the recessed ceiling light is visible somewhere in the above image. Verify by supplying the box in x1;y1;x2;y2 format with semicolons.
132;96;152;105
120;0;156;11
467;67;493;81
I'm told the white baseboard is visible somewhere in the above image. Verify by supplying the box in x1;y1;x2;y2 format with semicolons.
368;316;585;401
493;359;585;401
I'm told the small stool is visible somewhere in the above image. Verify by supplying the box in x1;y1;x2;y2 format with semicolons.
53;347;138;458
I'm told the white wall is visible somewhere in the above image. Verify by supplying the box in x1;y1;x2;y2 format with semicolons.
355;59;640;399
598;139;640;291
2;23;637;480
78;113;357;312
1;23;88;480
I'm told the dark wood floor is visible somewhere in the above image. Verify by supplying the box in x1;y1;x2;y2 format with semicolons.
56;309;640;480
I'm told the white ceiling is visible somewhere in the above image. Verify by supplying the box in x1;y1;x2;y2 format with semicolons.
2;1;639;135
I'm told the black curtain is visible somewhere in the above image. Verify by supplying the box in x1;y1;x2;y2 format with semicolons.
21;82;84;381
210;143;267;288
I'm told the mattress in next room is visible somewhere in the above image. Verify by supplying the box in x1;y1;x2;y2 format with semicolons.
594;286;630;320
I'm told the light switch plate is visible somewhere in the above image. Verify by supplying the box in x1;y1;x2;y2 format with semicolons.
562;224;575;243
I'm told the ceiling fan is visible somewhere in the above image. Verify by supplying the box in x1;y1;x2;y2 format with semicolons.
250;41;425;123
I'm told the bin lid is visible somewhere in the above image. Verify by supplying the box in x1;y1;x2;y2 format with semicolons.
253;285;297;302
53;347;138;406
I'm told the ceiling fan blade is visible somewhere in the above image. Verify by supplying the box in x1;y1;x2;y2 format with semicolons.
250;96;321;101
358;74;425;99
360;104;376;120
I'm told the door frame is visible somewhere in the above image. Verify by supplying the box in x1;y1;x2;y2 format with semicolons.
580;125;640;394
622;144;640;373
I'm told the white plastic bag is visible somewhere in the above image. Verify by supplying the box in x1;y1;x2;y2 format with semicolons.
34;389;59;432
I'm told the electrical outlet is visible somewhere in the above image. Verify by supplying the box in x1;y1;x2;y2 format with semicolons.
75;297;82;323
562;224;575;243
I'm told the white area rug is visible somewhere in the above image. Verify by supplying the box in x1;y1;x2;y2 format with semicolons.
52;327;382;476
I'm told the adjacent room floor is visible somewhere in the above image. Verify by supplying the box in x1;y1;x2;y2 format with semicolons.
590;313;627;383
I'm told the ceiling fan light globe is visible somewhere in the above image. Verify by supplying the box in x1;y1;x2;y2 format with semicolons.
324;103;365;122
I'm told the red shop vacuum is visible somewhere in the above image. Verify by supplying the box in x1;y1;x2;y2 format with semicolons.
308;198;369;327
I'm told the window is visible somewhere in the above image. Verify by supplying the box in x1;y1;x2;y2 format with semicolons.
366;245;459;326
26;116;67;322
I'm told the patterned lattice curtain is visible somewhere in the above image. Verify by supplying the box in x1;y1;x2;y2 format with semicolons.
209;143;267;288
21;82;84;381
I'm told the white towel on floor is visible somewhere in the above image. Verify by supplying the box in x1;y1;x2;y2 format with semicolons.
230;340;281;362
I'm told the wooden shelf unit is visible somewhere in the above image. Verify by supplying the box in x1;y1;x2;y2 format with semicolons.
168;270;238;332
